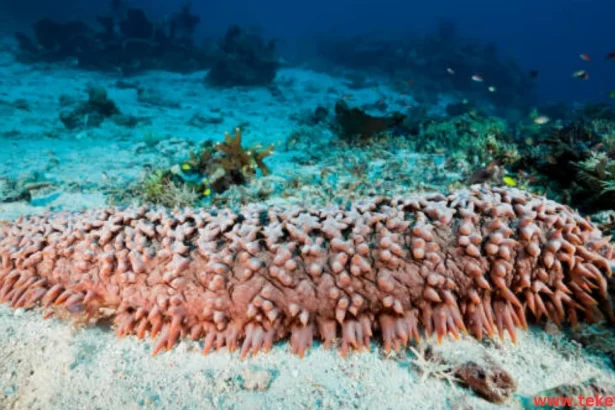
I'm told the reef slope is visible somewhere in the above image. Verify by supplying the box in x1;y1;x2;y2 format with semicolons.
1;185;614;358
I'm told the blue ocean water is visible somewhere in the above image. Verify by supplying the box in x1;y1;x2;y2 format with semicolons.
2;0;614;103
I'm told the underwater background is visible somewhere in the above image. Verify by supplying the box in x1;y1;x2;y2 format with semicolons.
1;0;615;409
3;0;615;103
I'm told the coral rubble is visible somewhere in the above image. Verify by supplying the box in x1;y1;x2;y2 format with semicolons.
1;186;614;359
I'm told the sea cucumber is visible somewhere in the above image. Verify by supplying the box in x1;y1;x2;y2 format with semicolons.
1;185;614;358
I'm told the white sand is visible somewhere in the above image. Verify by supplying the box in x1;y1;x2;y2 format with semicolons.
2;305;614;410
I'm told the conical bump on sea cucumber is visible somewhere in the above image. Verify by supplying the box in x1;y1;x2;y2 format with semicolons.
1;185;614;358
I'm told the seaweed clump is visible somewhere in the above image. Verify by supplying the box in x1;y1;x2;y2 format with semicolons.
118;128;274;207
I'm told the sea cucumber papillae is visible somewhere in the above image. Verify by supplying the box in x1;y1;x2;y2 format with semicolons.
1;186;614;358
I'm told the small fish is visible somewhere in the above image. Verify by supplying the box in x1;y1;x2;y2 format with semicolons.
407;79;415;87
343;94;353;100
533;115;550;125
488;86;496;93
609;90;615;99
517;170;537;183
529;70;538;78
579;53;591;61
203;188;211;196
471;74;484;82
572;69;589;79
502;176;517;187
446;67;455;75
606;52;615;60
181;163;192;171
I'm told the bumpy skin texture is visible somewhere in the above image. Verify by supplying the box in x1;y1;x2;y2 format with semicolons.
1;186;614;358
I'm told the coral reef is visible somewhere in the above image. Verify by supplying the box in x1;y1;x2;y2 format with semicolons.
1;186;614;359
13;5;211;74
513;118;615;212
205;25;279;87
314;20;536;112
411;113;518;168
112;129;274;206
167;127;274;195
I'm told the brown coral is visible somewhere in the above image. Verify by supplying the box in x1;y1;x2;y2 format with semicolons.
1;186;614;358
334;100;405;143
186;128;274;193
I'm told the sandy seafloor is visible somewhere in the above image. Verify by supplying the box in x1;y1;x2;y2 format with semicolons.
1;45;615;410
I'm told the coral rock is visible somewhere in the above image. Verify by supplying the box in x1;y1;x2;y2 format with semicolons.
455;357;517;403
1;186;614;358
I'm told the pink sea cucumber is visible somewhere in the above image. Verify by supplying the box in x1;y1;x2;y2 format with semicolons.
1;185;614;358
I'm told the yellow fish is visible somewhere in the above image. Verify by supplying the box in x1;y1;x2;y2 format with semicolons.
203;188;211;196
503;176;517;187
181;163;192;171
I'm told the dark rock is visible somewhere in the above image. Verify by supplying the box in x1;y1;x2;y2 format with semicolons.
119;9;153;40
205;25;279;87
59;86;122;130
334;100;405;143
87;87;120;117
455;358;516;404
312;106;328;124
